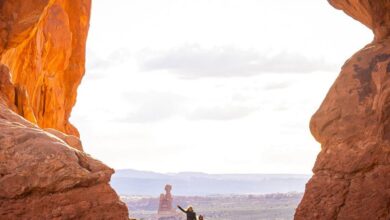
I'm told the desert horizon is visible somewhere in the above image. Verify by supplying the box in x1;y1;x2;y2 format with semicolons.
112;171;308;219
111;169;310;196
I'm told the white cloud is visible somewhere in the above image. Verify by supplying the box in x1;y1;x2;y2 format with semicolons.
263;82;291;90
85;48;132;80
117;92;187;123
137;44;337;78
188;104;258;120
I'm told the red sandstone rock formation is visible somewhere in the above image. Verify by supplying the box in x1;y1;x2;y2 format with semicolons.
0;101;128;219
0;0;129;219
295;1;390;219
0;0;90;136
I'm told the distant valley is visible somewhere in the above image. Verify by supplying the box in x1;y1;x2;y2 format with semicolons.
122;193;303;220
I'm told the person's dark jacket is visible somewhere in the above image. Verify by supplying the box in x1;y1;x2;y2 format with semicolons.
177;205;196;220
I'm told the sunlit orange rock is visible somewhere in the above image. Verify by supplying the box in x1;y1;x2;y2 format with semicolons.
0;0;91;136
0;0;129;219
295;1;390;219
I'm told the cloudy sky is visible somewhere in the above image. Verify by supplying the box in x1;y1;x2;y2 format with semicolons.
71;0;372;174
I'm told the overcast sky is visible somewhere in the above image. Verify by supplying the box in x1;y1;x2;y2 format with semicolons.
71;0;372;174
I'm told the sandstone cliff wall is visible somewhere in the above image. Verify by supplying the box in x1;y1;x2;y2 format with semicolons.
0;0;129;219
295;1;390;219
0;0;90;136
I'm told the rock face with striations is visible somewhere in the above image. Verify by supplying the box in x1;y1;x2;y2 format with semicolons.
0;0;129;219
295;0;390;219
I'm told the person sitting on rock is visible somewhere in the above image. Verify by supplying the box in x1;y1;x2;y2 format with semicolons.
177;205;197;220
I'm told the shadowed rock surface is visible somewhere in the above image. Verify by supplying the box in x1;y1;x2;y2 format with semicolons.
0;0;128;219
295;1;390;219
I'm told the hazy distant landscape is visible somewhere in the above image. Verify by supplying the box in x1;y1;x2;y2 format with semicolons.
112;170;308;219
122;193;303;220
111;169;310;196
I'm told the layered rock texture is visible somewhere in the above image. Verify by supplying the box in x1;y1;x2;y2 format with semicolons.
0;0;90;136
295;1;390;219
0;0;128;219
